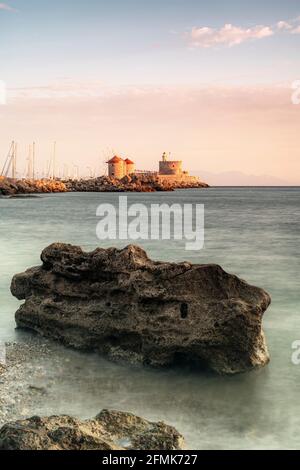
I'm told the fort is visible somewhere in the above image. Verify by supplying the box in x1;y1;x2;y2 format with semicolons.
107;152;201;184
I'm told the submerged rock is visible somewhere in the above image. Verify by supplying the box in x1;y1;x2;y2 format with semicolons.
0;409;184;450
11;243;271;374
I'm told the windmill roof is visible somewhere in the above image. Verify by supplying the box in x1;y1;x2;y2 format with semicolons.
107;156;123;163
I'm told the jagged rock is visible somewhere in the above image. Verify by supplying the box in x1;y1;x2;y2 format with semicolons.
11;243;271;374
0;409;184;450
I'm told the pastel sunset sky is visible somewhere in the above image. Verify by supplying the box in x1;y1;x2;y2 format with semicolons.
0;0;299;184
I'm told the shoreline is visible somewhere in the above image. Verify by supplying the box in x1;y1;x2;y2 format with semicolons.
0;338;61;427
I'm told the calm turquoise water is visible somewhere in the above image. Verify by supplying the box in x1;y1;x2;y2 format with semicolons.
0;188;300;449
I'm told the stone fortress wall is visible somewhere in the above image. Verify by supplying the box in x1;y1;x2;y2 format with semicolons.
159;160;182;176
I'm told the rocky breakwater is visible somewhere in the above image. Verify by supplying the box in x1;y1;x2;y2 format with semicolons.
64;174;209;192
0;410;184;450
0;174;209;195
64;174;155;192
11;243;271;375
0;177;67;196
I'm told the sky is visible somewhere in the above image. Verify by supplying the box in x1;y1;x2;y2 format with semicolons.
0;0;300;184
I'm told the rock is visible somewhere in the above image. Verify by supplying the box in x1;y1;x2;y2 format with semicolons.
0;177;67;196
28;385;47;395
11;243;271;375
0;409;184;450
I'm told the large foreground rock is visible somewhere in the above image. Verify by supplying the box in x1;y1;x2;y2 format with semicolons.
11;243;271;374
0;410;184;450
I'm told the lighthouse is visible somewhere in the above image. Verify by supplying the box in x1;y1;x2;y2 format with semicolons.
159;152;183;176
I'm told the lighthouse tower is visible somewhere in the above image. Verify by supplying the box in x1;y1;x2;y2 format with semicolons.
159;152;183;176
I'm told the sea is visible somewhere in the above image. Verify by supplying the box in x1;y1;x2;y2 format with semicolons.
0;187;299;449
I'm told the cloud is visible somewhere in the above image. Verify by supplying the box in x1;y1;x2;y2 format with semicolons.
277;21;293;30
0;3;17;12
291;25;300;34
186;17;300;48
7;81;294;113
186;23;274;48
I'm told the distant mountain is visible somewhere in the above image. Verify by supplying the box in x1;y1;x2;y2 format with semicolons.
193;170;296;187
